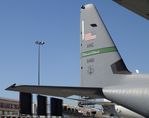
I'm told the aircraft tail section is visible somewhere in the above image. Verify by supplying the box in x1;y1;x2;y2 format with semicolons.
80;4;131;88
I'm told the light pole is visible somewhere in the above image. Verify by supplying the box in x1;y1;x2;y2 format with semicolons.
35;41;45;86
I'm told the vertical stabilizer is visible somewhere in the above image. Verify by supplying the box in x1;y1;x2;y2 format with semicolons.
80;4;130;87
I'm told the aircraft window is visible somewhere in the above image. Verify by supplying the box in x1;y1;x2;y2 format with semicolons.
90;24;97;27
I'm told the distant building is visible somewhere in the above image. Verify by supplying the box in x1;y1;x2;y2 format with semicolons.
0;97;19;117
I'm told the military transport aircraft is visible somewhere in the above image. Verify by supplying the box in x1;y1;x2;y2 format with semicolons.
6;3;149;117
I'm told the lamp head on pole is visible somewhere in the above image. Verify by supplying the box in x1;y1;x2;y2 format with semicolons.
35;41;45;45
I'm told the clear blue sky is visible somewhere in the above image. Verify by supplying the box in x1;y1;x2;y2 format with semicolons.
0;0;149;100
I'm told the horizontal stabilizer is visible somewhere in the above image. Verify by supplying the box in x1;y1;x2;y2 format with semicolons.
6;84;104;98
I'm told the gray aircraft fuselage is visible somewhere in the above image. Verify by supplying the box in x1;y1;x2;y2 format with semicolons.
102;74;149;117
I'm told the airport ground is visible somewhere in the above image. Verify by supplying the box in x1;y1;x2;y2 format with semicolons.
0;97;108;118
0;96;135;118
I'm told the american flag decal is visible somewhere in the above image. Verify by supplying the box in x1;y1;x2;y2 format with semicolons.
84;32;96;41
